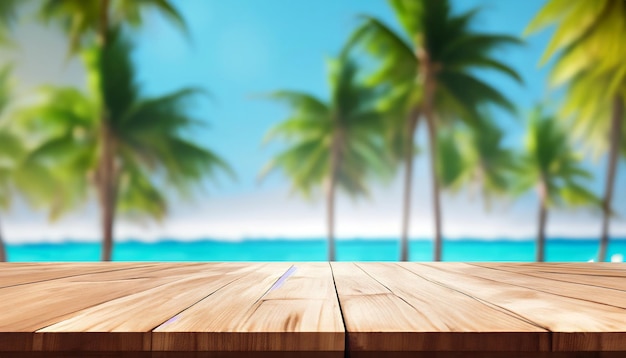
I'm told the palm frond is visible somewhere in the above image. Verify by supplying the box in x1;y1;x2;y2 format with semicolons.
264;91;330;118
262;56;392;199
38;0;188;54
439;71;516;116
439;34;522;65
347;15;416;86
518;105;598;210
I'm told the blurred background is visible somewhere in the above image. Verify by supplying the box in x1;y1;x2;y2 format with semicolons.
0;0;624;262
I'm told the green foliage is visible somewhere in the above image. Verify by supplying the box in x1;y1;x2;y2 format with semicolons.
262;56;393;199
346;16;416;90
0;66;63;215
527;0;626;157
437;116;518;207
349;0;522;125
561;72;626;158
514;106;600;209
16;86;95;219
38;0;186;53
527;0;624;76
20;32;231;222
0;66;23;210
0;0;21;46
0;130;23;210
0;66;12;115
436;127;465;190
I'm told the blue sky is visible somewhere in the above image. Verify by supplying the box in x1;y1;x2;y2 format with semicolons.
2;0;625;242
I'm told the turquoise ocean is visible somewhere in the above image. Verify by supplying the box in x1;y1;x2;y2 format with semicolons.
5;238;626;262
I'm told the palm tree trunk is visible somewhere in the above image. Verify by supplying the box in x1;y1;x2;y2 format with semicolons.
98;124;117;261
536;178;548;262
0;216;6;262
326;136;341;262
98;0;110;46
97;0;114;262
325;174;337;262
417;48;442;262
598;95;624;262
400;109;420;262
425;112;443;262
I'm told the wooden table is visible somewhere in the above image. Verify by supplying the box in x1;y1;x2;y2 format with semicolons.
0;262;625;357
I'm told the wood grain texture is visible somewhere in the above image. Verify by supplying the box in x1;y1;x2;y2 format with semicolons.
465;263;626;307
0;264;211;332
475;263;626;292
0;262;625;356
38;264;252;331
405;263;626;351
0;263;156;288
35;264;255;351
331;262;548;352
153;263;344;352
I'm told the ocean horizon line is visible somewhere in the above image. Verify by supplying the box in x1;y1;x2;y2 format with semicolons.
6;237;626;262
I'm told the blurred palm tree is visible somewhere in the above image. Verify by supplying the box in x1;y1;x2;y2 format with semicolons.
437;116;517;208
0;66;64;262
21;32;231;261
348;0;522;261
0;2;28;261
0;66;19;261
34;0;188;260
527;0;626;261
38;0;186;52
0;0;20;45
515;106;599;262
261;56;392;261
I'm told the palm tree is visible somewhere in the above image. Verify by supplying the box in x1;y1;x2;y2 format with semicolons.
0;0;20;45
0;65;34;262
22;32;231;261
0;65;18;261
437;116;517;208
34;0;187;260
37;0;186;52
262;56;391;261
348;0;522;261
514;106;599;262
526;0;626;261
0;66;64;262
0;1;36;260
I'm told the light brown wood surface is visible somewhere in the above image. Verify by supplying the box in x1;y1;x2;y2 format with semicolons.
153;262;344;352
403;263;626;351
0;262;625;356
331;262;548;352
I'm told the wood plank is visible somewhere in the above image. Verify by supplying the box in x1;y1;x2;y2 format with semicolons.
333;262;547;352
479;263;626;277
467;263;626;306
0;263;251;352
0;263;158;288
405;263;626;351
475;263;626;291
153;263;344;352
1;262;625;356
35;263;255;352
0;264;213;332
0;263;181;351
244;263;343;333
331;262;443;348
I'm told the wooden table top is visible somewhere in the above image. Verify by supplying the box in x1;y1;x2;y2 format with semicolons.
0;262;625;357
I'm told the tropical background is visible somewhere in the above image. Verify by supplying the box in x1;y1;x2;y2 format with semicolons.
0;0;624;262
